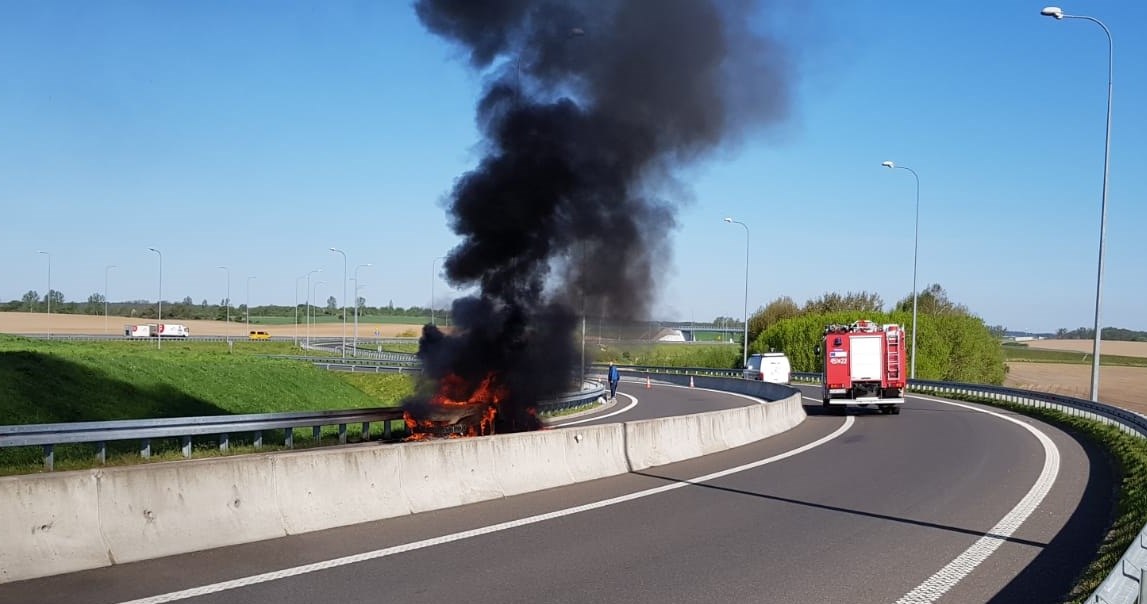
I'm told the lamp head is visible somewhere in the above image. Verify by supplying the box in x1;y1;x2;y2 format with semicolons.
723;217;733;223
881;161;895;168
1040;6;1064;19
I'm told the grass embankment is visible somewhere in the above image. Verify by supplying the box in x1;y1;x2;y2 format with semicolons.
917;390;1147;603
0;336;415;474
594;343;740;369
1003;343;1147;367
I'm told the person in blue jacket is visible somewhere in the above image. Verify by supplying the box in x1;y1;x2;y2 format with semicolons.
607;361;620;400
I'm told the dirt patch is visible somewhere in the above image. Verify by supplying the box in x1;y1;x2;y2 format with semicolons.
1020;339;1147;358
1005;361;1147;414
0;312;422;338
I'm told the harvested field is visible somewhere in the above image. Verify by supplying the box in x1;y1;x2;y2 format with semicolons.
1005;361;1147;413
0;312;421;338
1021;339;1147;358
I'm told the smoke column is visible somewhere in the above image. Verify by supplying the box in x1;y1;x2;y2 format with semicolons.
407;0;795;432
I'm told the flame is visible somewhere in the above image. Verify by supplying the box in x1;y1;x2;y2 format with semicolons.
403;372;506;440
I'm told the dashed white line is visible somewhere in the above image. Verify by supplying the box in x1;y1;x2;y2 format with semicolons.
895;394;1061;604
114;417;855;604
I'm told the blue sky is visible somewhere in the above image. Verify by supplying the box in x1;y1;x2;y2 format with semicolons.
1;1;1143;333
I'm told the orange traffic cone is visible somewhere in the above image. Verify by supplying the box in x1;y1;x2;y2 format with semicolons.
645;375;652;389
690;375;695;388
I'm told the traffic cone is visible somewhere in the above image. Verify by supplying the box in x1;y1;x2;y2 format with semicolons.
645;375;652;389
689;375;695;388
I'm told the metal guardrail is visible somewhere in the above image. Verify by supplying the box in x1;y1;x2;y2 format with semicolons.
788;370;1147;603
0;378;607;472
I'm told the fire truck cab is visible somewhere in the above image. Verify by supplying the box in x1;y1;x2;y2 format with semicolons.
816;319;906;415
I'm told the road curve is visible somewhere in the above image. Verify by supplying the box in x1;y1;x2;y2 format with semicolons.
0;385;1115;604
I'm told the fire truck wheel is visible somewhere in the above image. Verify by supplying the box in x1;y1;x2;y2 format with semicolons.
892;407;901;415
822;398;830;407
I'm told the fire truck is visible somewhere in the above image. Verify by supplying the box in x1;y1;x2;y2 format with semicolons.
817;320;906;415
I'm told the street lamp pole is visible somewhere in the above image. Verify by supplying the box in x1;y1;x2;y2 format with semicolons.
148;248;163;349
430;256;445;326
353;263;372;353
104;265;117;334
882;161;921;380
330;248;348;358
37;251;51;339
724;218;750;369
304;269;321;349
246;276;256;333
217;266;230;339
311;280;326;348
1041;6;1114;402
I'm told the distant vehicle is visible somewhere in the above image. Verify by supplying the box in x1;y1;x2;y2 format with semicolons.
816;320;905;415
123;323;190;338
742;352;792;385
248;330;271;340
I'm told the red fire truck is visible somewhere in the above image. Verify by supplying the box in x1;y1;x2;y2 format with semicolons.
817;320;906;415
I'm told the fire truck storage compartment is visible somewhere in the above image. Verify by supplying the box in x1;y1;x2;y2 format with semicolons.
849;335;883;381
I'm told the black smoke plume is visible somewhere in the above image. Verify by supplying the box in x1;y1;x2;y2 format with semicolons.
405;0;795;433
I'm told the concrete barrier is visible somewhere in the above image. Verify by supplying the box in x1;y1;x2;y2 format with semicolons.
0;472;108;583
0;378;804;584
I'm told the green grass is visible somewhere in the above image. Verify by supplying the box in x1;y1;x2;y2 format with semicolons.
0;335;416;474
1002;343;1147;367
594;342;741;369
913;388;1147;603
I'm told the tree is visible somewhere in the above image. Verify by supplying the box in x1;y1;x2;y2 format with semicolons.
357;296;366;310
988;325;1007;338
46;290;65;306
22;290;39;311
748;296;801;346
86;293;106;315
895;283;968;316
803;291;884;314
182;296;194;306
326;296;337;313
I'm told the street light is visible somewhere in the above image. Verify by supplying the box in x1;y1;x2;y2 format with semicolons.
217;266;230;338
311;280;326;348
37;251;51;339
246;276;256;332
882;160;921;380
148;248;163;349
329;247;348;358
104;265;117;334
304;269;322;349
430;256;446;326
353;263;372;353
1040;6;1114;403
723;218;750;369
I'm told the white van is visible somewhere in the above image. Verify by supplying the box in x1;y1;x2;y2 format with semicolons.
743;352;792;385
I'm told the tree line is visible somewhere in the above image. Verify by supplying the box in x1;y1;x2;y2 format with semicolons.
746;284;1005;385
1;291;442;322
1054;326;1147;342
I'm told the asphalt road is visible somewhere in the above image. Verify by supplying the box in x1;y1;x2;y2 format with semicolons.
0;385;1115;604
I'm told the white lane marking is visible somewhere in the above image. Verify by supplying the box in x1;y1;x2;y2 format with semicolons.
115;418;856;604
551;392;639;427
895;394;1061;604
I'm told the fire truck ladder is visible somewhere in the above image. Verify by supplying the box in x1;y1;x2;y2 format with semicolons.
886;327;902;381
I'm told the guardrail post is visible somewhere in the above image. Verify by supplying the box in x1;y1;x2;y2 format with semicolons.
43;445;54;472
312;426;321;444
181;436;191;458
141;439;151;459
285;429;294;449
361;422;370;442
383;420;392;440
220;433;229;453
339;423;347;445
254;431;263;449
97;441;106;465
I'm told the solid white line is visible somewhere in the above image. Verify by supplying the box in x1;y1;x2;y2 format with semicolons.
115;417;856;604
551;392;638;427
895;394;1061;604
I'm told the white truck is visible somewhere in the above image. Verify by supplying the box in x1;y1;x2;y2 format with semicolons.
124;323;190;338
